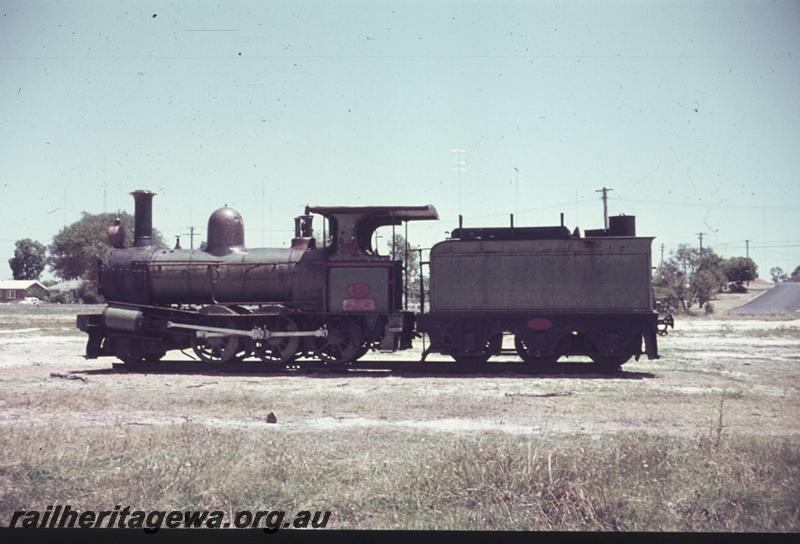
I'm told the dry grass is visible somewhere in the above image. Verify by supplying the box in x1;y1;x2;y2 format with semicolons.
1;423;798;531
0;304;93;335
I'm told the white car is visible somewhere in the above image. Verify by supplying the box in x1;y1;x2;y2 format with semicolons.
16;297;42;305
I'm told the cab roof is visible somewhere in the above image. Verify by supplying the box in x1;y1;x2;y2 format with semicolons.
305;205;438;221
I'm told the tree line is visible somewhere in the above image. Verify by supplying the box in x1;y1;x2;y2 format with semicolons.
653;244;799;314
7;212;164;302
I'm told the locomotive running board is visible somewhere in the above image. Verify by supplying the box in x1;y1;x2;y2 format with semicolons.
165;321;328;341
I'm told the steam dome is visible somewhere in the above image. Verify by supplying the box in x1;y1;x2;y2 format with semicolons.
206;207;245;255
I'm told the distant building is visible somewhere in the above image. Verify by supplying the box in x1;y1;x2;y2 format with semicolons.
0;280;48;303
46;279;86;303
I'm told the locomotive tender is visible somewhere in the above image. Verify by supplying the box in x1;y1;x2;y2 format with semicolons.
77;190;666;370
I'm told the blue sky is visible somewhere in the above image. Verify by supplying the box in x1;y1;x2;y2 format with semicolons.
1;0;798;279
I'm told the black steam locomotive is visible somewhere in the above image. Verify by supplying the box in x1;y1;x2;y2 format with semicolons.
77;190;670;370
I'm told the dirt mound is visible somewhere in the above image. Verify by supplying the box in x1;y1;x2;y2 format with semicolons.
730;282;800;315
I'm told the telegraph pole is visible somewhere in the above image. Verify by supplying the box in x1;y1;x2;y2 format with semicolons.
745;239;750;259
185;226;197;250
697;232;706;252
595;186;613;229
660;243;665;266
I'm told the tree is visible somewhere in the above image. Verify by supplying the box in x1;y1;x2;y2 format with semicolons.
724;256;758;284
387;234;424;307
49;212;165;281
691;268;722;308
770;267;788;283
723;257;758;292
653;261;688;313
8;238;47;280
654;246;726;313
674;244;701;275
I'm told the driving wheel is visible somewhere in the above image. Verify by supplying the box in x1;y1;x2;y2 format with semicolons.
190;305;241;363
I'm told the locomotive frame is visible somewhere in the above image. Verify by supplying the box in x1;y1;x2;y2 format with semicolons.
77;190;671;371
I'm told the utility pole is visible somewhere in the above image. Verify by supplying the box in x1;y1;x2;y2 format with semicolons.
261;181;265;246
595;186;613;229
185;226;197;250
697;232;706;252
450;149;467;216
103;156;108;213
513;167;519;216
660;243;665;266
745;239;750;259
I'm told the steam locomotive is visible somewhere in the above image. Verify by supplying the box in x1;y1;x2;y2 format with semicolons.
77;190;669;370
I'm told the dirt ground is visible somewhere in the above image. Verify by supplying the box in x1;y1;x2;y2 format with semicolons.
0;302;798;439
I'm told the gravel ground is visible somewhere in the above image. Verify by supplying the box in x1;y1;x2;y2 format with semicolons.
0;304;798;439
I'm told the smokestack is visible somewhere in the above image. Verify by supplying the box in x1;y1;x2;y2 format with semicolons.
131;190;155;247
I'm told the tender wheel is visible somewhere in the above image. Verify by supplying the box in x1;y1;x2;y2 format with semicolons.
451;353;489;365
255;316;300;363
191;306;241;363
591;354;630;374
308;317;363;365
514;334;557;366
451;334;500;366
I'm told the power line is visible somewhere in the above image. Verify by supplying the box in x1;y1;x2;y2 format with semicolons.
615;196;800;212
468;197;595;221
2;53;796;61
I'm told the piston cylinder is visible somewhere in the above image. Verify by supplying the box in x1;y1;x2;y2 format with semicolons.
103;307;143;331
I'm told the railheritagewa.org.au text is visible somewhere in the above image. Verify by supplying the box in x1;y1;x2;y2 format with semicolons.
9;505;331;532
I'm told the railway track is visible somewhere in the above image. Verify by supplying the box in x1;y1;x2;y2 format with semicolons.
109;358;649;377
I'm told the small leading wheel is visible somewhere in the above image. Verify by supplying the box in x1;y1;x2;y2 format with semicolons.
117;349;145;365
308;317;363;366
191;306;241;363
144;351;166;363
514;334;557;366
117;349;165;364
255;316;300;363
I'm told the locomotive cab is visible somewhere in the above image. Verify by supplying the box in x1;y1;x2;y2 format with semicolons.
305;205;438;317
